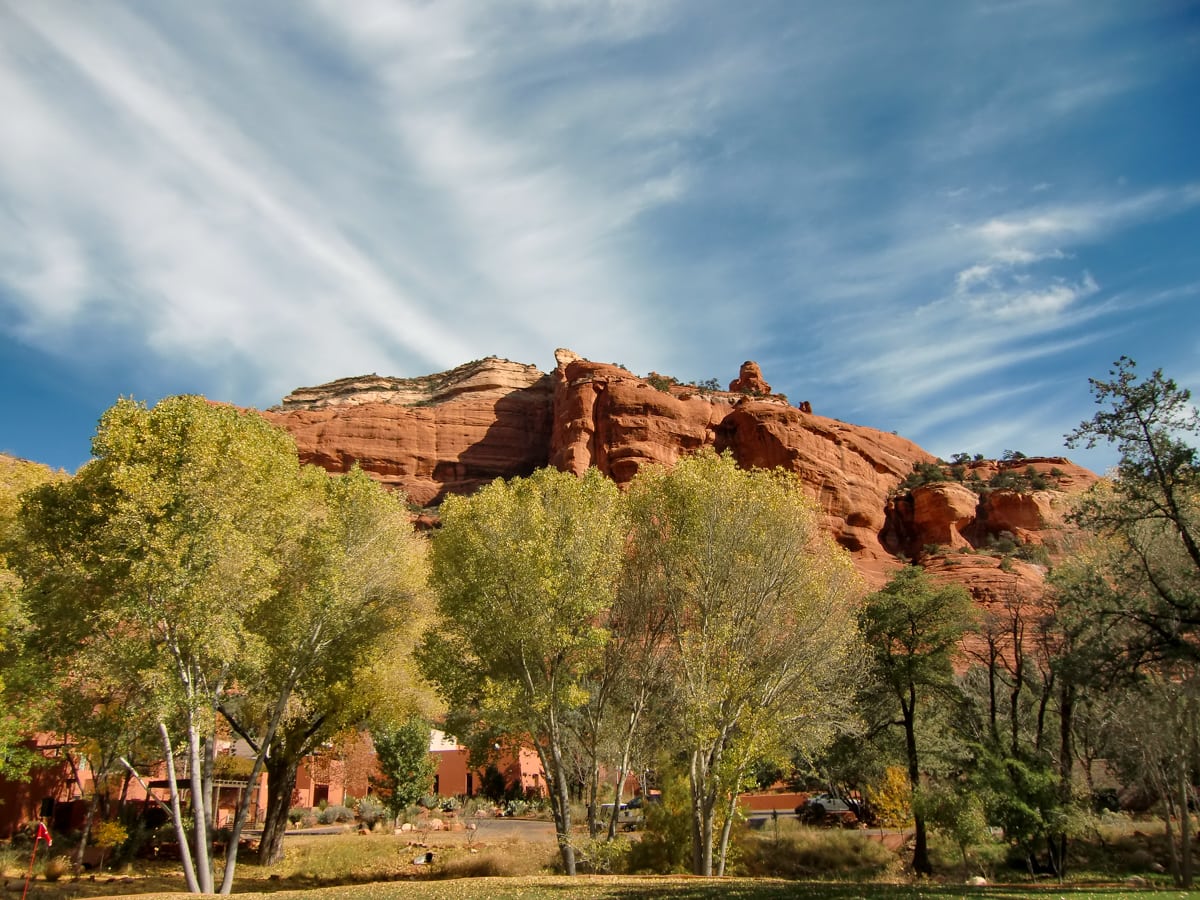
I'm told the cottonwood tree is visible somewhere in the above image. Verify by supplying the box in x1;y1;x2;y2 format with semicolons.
859;565;974;876
419;467;626;875
18;396;307;894
0;455;64;779
596;560;674;840
625;450;863;876
232;465;431;866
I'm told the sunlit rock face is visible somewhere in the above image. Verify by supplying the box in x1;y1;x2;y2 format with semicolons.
264;351;1098;592
263;358;555;506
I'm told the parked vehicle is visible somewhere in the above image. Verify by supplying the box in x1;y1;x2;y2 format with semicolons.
599;801;643;831
795;793;860;827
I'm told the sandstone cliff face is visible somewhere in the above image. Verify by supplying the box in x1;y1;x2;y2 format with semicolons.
264;351;1098;594
882;458;1099;561
549;350;735;484
263;358;554;506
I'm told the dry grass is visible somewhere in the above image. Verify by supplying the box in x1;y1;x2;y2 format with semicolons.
740;821;899;880
8;817;1197;900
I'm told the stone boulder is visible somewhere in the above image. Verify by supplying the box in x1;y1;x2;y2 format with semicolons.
729;360;772;395
910;482;979;550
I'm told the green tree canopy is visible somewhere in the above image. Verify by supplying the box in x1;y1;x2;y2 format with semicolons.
859;565;975;875
371;717;438;821
0;454;66;779
625;450;864;876
420;466;626;875
1065;357;1200;665
18;396;308;893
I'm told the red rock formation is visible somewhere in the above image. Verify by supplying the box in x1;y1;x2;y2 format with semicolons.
263;358;553;507
729;360;772;395
549;349;735;484
910;482;979;551
711;400;934;584
263;351;1098;591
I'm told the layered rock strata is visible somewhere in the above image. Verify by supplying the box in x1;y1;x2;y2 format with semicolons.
264;350;1098;591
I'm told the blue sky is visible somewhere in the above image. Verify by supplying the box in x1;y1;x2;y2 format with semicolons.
1;1;1197;475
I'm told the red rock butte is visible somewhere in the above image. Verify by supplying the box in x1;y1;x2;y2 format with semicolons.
263;350;1098;595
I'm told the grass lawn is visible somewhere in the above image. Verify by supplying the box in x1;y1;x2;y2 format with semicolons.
8;817;1197;900
36;878;1200;900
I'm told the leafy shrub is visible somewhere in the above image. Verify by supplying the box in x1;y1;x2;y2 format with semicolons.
571;835;632;874
986;533;1020;555
897;461;950;493
440;796;461;813
645;373;677;393
1014;542;1051;566
355;796;387;827
866;766;913;828
288;807;309;826
916;782;992;879
92;820;129;870
626;776;692;874
479;765;507;801
317;804;355;825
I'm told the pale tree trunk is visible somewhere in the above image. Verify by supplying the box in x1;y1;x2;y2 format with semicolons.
715;752;753;877
539;717;576;875
185;721;214;894
716;786;739;876
218;687;293;894
607;689;647;840
158;723;201;894
689;748;717;876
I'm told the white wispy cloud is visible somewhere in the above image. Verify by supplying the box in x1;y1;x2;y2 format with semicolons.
0;0;1195;477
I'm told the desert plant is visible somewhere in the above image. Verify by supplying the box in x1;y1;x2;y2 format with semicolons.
645;372;677;392
355;796;387;827
625;775;692;874
571;835;632;874
317;804;355;825
897;461;950;493
40;855;71;882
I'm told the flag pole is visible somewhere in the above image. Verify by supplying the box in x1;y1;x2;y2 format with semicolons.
20;832;40;900
22;819;51;900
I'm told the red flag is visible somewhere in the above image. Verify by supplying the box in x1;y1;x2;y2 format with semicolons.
35;821;52;847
